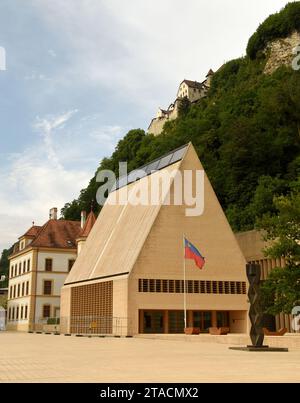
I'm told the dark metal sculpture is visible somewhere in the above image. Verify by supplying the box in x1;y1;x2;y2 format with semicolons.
229;263;288;352
246;263;264;347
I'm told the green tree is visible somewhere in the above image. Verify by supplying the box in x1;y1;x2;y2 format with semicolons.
247;2;300;60
257;178;300;315
177;96;191;117
0;249;10;288
0;295;7;309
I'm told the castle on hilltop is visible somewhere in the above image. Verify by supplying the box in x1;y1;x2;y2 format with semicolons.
148;69;214;136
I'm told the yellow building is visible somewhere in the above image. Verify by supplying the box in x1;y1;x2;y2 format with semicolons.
148;70;214;136
7;209;82;332
61;143;248;336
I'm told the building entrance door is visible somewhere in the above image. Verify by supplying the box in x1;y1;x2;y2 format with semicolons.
143;310;164;333
192;311;212;333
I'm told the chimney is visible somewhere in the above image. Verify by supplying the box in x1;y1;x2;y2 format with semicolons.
81;211;87;228
49;207;58;220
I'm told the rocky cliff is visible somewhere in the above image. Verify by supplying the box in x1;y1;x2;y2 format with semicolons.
264;30;300;74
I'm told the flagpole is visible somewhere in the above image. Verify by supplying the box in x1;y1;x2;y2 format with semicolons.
183;234;187;330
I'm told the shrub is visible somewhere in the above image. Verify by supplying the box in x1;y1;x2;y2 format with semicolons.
247;2;300;60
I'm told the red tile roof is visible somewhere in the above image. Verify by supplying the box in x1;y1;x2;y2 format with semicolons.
30;220;81;249
20;225;42;239
79;211;96;238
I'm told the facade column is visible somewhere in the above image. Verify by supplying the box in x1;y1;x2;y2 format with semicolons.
163;310;169;333
187;310;193;327
139;310;144;334
29;249;38;332
212;310;217;327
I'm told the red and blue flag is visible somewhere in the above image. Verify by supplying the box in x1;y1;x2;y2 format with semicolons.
184;238;205;269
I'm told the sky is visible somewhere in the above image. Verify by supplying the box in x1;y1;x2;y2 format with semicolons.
0;0;291;252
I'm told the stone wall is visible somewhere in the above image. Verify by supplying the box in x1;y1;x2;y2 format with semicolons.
148;108;178;136
264;30;300;75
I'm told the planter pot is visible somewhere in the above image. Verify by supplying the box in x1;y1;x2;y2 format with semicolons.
184;327;200;335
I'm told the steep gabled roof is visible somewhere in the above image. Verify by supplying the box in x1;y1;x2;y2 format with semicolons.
79;211;97;238
64;142;247;287
112;144;188;192
65;145;189;285
181;79;204;90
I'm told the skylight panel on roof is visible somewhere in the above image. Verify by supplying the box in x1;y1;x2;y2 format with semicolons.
157;154;173;170
144;159;160;174
169;147;186;164
128;169;147;183
111;144;189;192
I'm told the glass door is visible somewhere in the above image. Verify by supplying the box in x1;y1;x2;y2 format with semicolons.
192;311;212;333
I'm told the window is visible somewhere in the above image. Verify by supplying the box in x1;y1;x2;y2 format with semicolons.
230;282;236;294
162;280;168;293
206;281;211;294
14;265;17;277
200;281;206;293
42;305;51;318
20;306;23;320
45;259;53;272
27;259;30;272
16;306;19;320
12;307;15;320
17;284;20;297
187;280;193;293
224;281;230;294
155;279;161;292
18;263;21;275
217;311;229;328
212;281;218;294
175;280;182;293
26;281;29;296
137;279;247;295
9;286;12;299
68;259;75;272
22;282;25;297
43;280;52;295
13;284;16;298
8;308;11;320
23;261;26;273
149;279;155;292
24;305;28;319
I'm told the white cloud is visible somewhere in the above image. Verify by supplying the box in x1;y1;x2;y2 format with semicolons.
89;125;123;145
30;0;289;115
0;110;90;251
33;109;78;168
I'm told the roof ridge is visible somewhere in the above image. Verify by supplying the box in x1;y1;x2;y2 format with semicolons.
111;143;190;193
30;220;52;247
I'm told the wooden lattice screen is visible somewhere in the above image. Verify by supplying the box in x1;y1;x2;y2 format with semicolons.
70;281;113;334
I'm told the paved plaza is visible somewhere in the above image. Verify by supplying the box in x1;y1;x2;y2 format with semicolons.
0;332;299;383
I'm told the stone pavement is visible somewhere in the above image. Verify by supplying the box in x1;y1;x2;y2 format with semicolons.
0;332;299;383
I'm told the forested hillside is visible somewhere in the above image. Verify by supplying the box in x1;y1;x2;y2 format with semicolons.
62;2;300;232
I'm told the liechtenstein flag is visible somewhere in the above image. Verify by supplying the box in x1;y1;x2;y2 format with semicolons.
184;238;205;269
